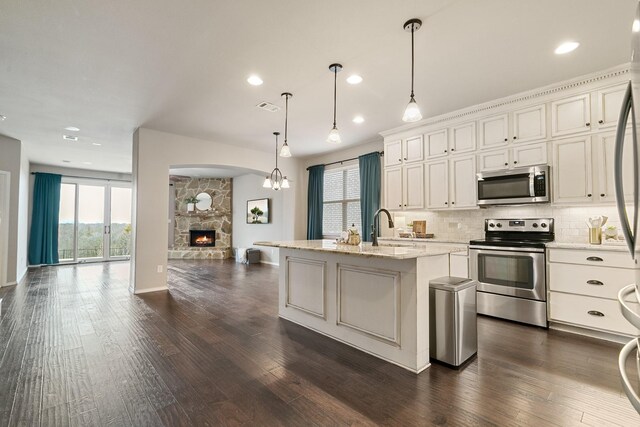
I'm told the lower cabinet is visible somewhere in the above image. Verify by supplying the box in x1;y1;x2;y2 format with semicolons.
426;155;477;210
548;248;639;337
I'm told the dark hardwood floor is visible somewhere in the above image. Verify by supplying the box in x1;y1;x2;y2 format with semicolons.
0;260;638;426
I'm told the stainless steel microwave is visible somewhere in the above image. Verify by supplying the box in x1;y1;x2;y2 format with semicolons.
476;165;550;206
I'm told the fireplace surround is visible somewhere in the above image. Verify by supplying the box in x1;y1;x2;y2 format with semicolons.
189;230;216;247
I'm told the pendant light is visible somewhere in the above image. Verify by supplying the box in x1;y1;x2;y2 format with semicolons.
280;92;292;157
402;18;423;123
263;132;289;190
327;63;343;144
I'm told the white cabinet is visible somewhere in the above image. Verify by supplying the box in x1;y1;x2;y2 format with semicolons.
478;142;547;172
425;129;449;158
426;156;476;210
479;114;509;149
551;94;592;137
384;136;424;166
450;122;476;154
512;104;546;143
595;131;634;203
596;83;627;129
383;164;424;210
449;155;477;208
552;136;593;204
426;160;449;209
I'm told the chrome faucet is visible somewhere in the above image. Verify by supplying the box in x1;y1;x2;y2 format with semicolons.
371;208;394;246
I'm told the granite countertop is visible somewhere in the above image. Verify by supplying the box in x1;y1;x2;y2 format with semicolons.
254;240;467;259
546;241;629;252
378;237;470;245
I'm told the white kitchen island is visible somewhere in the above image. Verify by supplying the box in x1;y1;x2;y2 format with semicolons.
255;240;465;373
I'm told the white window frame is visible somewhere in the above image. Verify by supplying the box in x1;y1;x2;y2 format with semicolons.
322;162;361;239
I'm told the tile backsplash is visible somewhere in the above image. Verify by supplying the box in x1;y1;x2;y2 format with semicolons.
388;205;632;244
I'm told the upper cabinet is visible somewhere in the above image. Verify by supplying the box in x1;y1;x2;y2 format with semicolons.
595;131;634;203
450;122;476;154
425;156;477;210
425;129;449;158
479;114;509;150
512;104;546;143
384;136;423;167
551;94;591;137
596;83;627;129
552;136;593;204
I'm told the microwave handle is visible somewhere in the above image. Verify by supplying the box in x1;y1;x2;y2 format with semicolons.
529;173;535;197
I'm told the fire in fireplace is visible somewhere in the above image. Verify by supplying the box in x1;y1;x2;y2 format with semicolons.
189;230;216;247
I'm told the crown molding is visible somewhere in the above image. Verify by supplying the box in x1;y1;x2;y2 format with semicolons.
380;63;630;138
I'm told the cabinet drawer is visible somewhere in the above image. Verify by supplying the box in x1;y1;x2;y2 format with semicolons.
549;292;639;336
548;248;635;269
548;263;634;299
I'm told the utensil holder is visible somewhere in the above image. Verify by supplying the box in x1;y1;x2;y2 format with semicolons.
589;228;602;245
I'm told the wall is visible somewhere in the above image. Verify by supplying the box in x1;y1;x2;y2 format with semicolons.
131;128;302;294
232;173;288;265
0;134;27;285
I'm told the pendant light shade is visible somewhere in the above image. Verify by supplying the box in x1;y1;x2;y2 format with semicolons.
280;92;292;157
327;63;343;144
264;132;288;190
402;18;423;123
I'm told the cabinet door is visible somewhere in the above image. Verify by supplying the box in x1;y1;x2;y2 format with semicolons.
551;94;591;137
449;155;477;209
479;114;509;149
425;129;449;158
597;84;627;129
404;136;424;163
384;140;403;167
552;137;593;204
478;149;510;172
450;122;476;154
512;143;547;168
403;163;424;209
426;160;449;209
384;167;403;210
512;104;546;144
596;131;634;203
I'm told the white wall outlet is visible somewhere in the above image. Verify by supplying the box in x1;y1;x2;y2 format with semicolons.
157;265;163;273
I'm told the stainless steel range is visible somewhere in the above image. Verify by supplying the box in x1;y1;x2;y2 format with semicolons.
469;218;554;327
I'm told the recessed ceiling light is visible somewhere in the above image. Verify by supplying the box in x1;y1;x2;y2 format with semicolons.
353;115;365;124
346;74;363;85
63;135;78;141
247;75;263;86
0;115;6;121
554;41;580;55
83;162;92;165
634;19;640;33
92;142;102;146
65;126;80;132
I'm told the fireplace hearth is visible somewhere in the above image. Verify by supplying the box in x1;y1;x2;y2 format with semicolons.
189;230;216;247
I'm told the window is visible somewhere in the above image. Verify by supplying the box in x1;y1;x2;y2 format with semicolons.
322;165;361;237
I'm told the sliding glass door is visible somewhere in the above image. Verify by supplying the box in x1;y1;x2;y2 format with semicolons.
57;179;131;263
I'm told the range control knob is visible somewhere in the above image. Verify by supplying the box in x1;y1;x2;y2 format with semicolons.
541;223;547;228
532;223;538;228
496;223;503;228
488;223;495;228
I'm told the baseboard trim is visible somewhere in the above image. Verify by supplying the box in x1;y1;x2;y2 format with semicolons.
3;281;17;287
549;321;632;345
133;286;169;295
260;260;279;266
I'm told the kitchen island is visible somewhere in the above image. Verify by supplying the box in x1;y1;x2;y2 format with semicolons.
255;240;466;373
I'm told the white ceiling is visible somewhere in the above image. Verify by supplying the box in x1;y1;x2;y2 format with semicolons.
0;0;636;173
170;165;259;179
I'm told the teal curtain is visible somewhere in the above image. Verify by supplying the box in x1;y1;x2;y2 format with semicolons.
307;165;324;239
359;152;381;242
28;173;62;265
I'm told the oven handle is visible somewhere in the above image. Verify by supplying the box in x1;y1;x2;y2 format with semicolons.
469;245;545;253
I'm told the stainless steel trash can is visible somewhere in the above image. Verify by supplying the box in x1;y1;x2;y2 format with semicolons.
429;276;478;367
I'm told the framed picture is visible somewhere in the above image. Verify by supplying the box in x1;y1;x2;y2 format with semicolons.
247;198;269;224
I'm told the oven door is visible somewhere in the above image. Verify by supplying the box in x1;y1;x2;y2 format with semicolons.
469;246;546;301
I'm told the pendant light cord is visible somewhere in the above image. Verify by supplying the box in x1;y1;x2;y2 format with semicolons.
333;67;337;127
275;133;278;169
284;95;289;144
410;25;415;98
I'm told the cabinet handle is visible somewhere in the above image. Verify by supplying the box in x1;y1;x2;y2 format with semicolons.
513;136;517;140
586;256;603;262
444;202;448;205
404;157;407;160
444;149;448;153
598;120;604;124
504;162;508;166
404;204;407;207
514;161;518;164
600;193;605;197
504;138;507;142
451;148;455;152
587;310;604;317
587;194;592;197
399;204;402;207
398;158;402;162
587;280;604;286
586;122;591;127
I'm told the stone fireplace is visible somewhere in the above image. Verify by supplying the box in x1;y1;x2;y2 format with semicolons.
189;230;215;247
168;177;232;259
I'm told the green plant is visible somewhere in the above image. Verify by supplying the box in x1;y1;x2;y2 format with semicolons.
185;196;200;204
250;206;264;224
